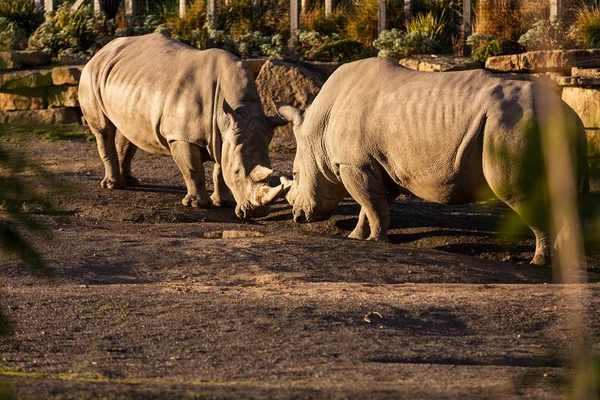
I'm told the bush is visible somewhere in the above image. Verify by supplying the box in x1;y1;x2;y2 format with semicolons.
374;29;440;60
474;0;524;41
406;11;446;43
518;17;572;51
0;0;43;36
466;32;496;52
28;2;116;56
316;38;373;62
303;7;348;37
0;17;29;50
160;0;209;49
471;38;523;62
345;0;404;46
570;2;600;49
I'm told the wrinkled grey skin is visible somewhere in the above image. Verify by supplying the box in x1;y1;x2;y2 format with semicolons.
79;33;286;219
279;57;589;266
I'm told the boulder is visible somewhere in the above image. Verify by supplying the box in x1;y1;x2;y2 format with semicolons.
562;86;600;155
58;53;91;65
0;108;82;124
400;55;482;72
47;86;79;108
256;58;323;141
0;51;51;70
0;89;47;110
52;66;84;86
0;69;53;91
571;67;600;78
486;50;600;73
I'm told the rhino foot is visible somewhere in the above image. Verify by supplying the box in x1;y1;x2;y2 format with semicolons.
367;235;390;243
124;175;141;187
101;178;126;190
210;192;235;208
531;253;551;266
182;194;211;209
348;230;369;240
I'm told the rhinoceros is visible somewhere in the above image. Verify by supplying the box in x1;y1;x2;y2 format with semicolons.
277;57;589;265
79;33;286;219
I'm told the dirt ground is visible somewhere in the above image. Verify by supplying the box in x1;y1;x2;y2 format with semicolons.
1;127;600;399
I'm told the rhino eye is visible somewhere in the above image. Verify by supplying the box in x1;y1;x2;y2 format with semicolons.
293;171;298;178
234;168;241;176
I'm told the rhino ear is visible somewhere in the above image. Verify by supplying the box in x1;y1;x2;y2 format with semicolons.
221;99;248;132
276;102;303;126
250;165;273;182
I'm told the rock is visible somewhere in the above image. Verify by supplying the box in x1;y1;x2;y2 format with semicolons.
571;67;600;78
300;60;342;80
562;87;600;155
47;86;79;108
486;50;600;73
0;107;82;124
0;89;47;110
256;58;323;140
243;59;267;79
0;51;51;70
52;66;84;86
555;76;600;87
0;69;53;91
400;55;483;72
58;54;91;65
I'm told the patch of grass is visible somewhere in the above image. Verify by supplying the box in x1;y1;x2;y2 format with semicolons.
0;124;95;143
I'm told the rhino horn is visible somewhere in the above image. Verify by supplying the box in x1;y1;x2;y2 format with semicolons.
250;165;273;182
267;114;289;128
280;176;292;190
275;102;303;126
251;183;284;207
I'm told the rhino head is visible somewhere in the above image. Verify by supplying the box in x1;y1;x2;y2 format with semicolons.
276;103;347;223
219;101;288;219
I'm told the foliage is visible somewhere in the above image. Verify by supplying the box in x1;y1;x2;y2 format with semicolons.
406;11;446;42
303;7;348;37
317;38;373;62
28;2;117;56
0;18;29;50
345;0;404;46
570;2;600;49
474;0;524;41
260;33;289;57
217;0;288;38
159;0;209;49
0;0;43;36
518;17;572;51
374;28;440;60
471;38;523;62
466;32;496;52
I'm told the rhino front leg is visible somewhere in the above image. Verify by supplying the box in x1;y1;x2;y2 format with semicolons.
210;163;235;207
340;164;390;242
169;140;211;208
91;122;125;190
116;131;140;187
349;187;400;240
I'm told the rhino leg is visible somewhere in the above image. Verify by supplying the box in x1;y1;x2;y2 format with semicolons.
350;188;400;240
340;164;390;242
116;131;140;187
210;163;235;208
90;121;126;190
169;140;211;209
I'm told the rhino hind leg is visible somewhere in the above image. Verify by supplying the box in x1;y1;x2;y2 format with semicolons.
116;131;140;187
350;187;400;240
340;164;390;242
169;140;211;209
90;120;126;190
210;163;235;208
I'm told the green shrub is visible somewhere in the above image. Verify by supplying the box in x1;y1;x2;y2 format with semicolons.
373;28;439;60
28;2;116;56
466;32;496;52
0;17;29;50
345;0;404;46
303;7;348;37
260;33;289;57
570;2;600;49
160;0;209;49
518;17;572;51
471;38;523;62
406;11;446;43
0;0;43;36
316;38;373;62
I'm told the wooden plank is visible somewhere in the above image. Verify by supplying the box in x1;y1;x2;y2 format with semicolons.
404;0;411;22
290;0;299;37
550;0;561;19
378;0;386;34
125;0;134;15
463;0;471;56
207;0;217;26
43;0;55;12
179;0;186;17
93;0;103;13
325;0;332;17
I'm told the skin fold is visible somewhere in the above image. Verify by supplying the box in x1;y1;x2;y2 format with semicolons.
79;33;286;219
279;57;589;266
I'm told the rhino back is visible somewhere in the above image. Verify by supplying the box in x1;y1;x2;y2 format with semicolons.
309;58;540;203
81;33;260;158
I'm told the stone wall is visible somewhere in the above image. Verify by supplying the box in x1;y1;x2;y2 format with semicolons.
0;51;84;124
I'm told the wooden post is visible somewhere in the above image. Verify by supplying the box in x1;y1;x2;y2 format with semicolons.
463;0;471;56
550;0;561;20
404;0;411;22
125;0;135;15
34;0;43;11
179;0;186;17
43;0;55;12
93;0;103;14
325;0;332;17
290;0;300;37
207;0;217;26
378;0;386;34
